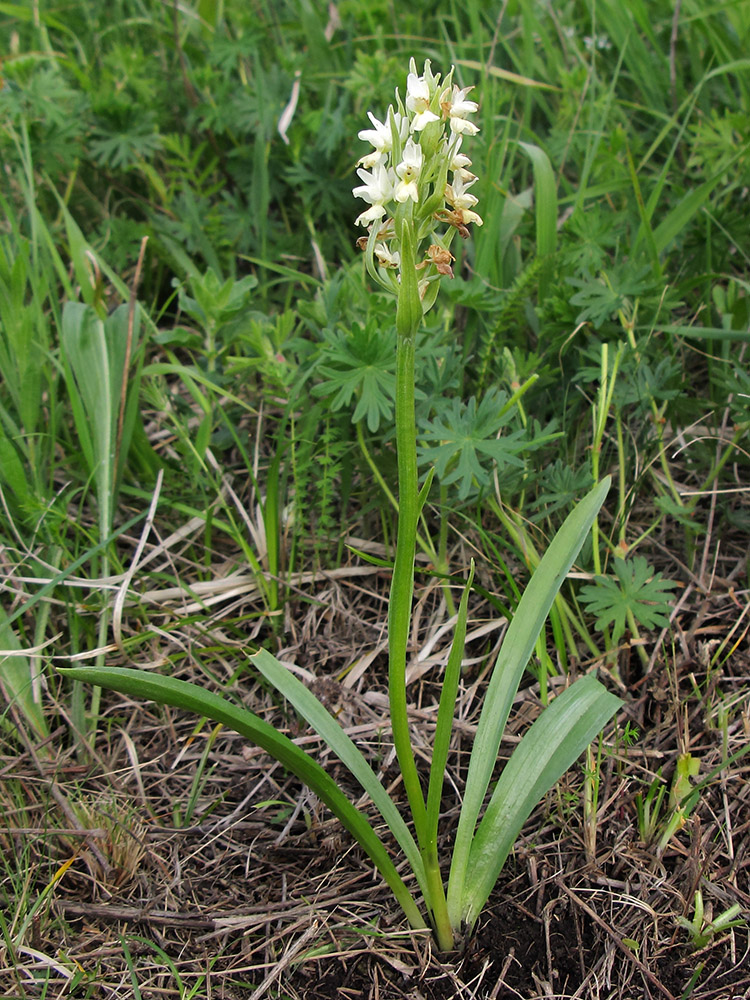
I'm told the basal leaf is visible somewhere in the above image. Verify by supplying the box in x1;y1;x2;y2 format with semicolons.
580;556;678;641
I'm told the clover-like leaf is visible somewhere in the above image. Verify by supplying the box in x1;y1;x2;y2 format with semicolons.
417;389;528;500
312;319;397;432
579;556;677;641
566;263;652;328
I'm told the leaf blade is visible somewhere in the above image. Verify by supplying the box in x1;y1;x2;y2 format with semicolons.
250;648;428;898
56;665;426;930
447;477;610;926
460;676;622;929
0;609;49;743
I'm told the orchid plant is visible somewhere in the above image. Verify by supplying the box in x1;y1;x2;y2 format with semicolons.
60;60;622;953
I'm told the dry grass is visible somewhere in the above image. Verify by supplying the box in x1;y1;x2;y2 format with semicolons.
1;491;749;1000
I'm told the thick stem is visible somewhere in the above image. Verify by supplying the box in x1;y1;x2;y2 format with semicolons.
389;215;457;950
422;842;455;951
389;218;427;840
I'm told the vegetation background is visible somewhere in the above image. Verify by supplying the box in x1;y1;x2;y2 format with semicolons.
1;0;748;997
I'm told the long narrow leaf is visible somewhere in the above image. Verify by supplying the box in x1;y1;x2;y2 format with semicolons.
250;648;428;899
657;324;750;343
424;563;475;843
459;675;622;930
648;159;741;257
0;608;49;743
517;141;557;300
61;303;117;537
56;665;426;931
447;477;610;925
419;563;476;945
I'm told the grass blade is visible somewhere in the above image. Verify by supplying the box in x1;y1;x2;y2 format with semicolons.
56;664;426;930
0;608;49;744
61;303;118;535
517;141;557;300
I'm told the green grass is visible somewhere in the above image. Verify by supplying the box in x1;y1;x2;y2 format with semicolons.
1;0;749;992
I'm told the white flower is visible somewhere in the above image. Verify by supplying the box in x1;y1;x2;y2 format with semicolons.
357;109;408;167
443;84;478;118
449;136;472;170
406;70;440;131
445;172;478;211
450;115;480;136
374;242;400;268
445;173;483;226
459;208;483;226
583;34;612;51
355;203;388;226
353;162;394;226
357;112;391;167
448;137;476;182
353;61;482;241
394;137;423;203
442;83;479;136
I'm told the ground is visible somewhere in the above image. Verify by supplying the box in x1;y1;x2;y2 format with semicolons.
3;542;748;1000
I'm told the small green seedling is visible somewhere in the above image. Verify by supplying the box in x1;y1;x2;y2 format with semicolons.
634;770;668;845
676;889;745;949
658;752;700;852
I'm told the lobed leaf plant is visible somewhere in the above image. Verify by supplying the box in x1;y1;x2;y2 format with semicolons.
60;61;622;952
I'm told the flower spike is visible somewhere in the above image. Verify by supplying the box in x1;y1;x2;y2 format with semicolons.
353;59;481;301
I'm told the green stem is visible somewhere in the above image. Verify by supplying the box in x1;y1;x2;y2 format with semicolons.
389;217;427;841
615;411;627;548
626;608;650;667
422;845;454;951
693;427;745;499
387;213;464;949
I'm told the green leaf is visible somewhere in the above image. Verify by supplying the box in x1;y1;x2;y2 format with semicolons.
447;477;611;927
250;648;428;901
312;320;397;432
61;303;116;531
566;264;653;329
650;169;736;256
55;665;426;931
580;556;678;641
417;391;527;499
0;608;49;743
0;427;31;506
90;113;163;170
61;302;139;537
517;142;557;300
460;676;622;930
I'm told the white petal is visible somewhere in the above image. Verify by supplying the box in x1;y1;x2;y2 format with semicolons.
411;109;440;131
358;127;387;149
395;179;419;203
355;204;387;226
357;151;382;169
450;117;479;136
461;209;483;226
